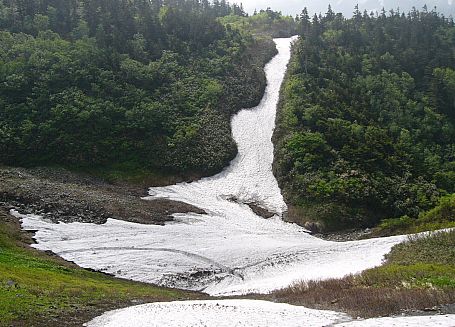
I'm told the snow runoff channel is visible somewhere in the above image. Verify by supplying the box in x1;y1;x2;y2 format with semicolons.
16;37;409;296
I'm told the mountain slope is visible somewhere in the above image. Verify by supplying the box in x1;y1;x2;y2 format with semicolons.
274;8;455;231
0;0;280;181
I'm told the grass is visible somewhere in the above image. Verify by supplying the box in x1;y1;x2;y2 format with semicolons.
0;210;203;326
273;229;455;318
375;193;455;236
276;279;455;318
385;231;455;266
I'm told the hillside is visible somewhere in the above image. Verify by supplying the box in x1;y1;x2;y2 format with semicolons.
0;0;297;182
274;7;455;231
2;1;455;325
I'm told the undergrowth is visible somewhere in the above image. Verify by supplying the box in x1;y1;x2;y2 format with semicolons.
377;194;455;236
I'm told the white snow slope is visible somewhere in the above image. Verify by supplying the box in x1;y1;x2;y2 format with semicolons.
14;37;414;296
84;300;455;327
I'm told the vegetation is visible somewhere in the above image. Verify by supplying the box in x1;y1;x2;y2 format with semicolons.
0;0;281;180
0;210;201;326
219;8;297;37
274;6;455;231
377;193;455;235
274;229;455;317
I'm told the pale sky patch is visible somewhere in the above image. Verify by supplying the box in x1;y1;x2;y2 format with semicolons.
237;0;454;16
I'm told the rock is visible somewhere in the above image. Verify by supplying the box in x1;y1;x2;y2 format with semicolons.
304;221;322;233
245;203;276;219
6;280;16;287
225;196;276;219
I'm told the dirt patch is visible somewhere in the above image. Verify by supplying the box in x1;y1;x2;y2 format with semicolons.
312;229;375;242
0;166;205;226
226;196;277;219
245;203;276;219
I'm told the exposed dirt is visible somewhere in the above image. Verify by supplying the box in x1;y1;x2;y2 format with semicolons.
245;203;276;219
0;166;205;226
226;196;277;219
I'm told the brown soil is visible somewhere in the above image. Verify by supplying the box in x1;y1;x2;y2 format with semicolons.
245;203;276;219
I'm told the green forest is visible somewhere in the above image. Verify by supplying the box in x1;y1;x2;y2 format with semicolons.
274;6;455;231
0;0;296;180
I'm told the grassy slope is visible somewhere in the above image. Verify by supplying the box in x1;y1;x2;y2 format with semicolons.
273;230;455;318
374;193;455;237
218;13;297;38
0;210;203;327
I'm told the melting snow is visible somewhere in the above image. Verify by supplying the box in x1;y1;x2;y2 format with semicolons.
12;37;455;326
14;209;410;295
84;300;350;327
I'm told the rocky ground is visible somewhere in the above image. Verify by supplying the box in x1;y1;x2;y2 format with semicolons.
0;165;373;241
0;166;205;226
312;229;375;242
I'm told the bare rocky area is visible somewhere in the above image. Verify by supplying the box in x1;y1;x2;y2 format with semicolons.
312;229;375;242
0;166;205;225
226;196;277;219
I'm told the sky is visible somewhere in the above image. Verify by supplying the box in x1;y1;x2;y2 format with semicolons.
239;0;455;17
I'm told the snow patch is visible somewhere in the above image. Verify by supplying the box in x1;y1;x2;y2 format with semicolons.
84;300;455;327
12;207;409;296
84;300;350;327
